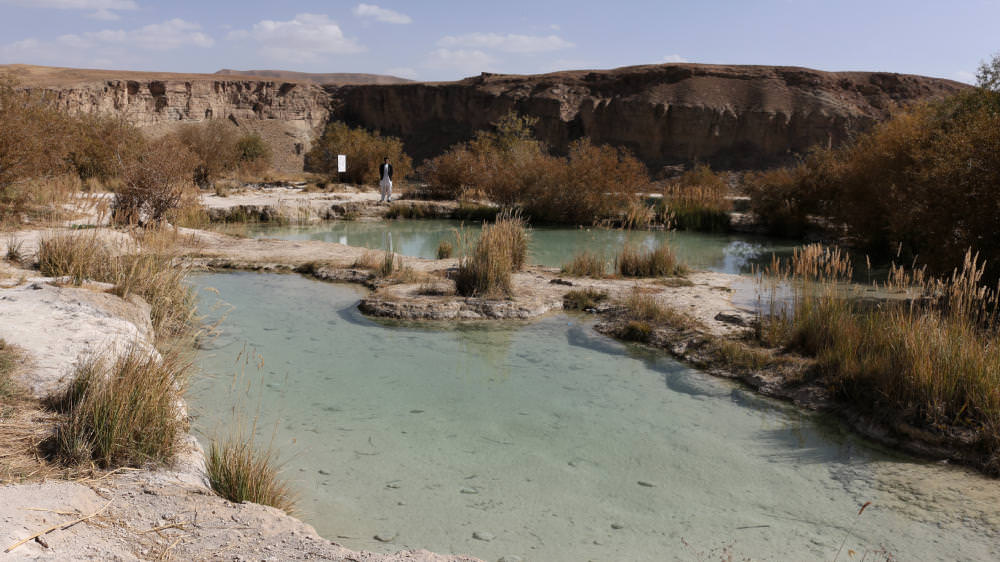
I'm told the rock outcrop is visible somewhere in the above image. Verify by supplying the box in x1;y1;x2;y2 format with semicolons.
334;63;967;170
5;63;968;173
3;64;333;173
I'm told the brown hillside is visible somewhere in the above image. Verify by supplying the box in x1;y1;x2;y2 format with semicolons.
215;69;412;86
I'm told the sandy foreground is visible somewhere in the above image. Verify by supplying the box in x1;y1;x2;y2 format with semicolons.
0;191;753;560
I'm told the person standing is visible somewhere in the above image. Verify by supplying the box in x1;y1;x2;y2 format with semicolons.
379;157;393;203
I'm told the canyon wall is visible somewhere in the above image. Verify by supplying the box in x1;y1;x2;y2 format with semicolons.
333;64;968;171
4;65;332;173
6;63;968;174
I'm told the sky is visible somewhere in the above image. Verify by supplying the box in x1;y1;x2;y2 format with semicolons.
0;0;996;83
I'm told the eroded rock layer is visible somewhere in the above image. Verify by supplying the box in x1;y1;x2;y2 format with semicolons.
334;64;966;170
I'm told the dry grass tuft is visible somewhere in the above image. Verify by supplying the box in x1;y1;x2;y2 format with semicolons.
758;244;1000;472
47;345;191;469
561;250;608;278
36;230;197;339
563;288;608;311
0;339;19;398
207;433;295;513
616;242;686;278
660;164;732;232
436;240;453;260
454;211;528;298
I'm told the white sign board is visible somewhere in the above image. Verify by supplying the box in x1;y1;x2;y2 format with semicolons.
337;154;347;173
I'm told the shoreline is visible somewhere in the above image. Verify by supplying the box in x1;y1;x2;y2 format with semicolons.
1;192;997;558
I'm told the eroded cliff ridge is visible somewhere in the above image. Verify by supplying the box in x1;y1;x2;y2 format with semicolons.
334;63;967;170
5;63;967;173
3;64;333;172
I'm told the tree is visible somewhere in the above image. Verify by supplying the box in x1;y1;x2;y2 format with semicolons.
976;52;1000;91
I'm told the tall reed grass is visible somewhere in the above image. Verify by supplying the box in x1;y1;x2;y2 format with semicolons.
49;345;190;468
37;231;198;339
758;244;1000;471
454;211;529;298
660;164;732;232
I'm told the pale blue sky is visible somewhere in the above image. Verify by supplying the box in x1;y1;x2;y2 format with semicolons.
0;0;995;83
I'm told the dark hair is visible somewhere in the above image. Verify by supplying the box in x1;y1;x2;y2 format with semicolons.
383;156;389;161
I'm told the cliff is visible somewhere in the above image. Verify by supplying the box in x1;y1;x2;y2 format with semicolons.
333;63;968;170
2;64;333;173
4;63;969;174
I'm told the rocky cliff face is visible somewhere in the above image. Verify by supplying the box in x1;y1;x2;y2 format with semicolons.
5;65;332;173
334;64;967;171
7;63;968;173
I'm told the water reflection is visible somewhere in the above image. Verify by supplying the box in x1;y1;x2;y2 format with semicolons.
245;220;797;274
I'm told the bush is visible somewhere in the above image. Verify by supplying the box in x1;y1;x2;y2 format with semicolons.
747;87;1000;279
174;120;241;187
0;80;74;192
67;114;146;182
112;136;198;225
661;164;732;231
49;345;190;468
454;212;528;298
419;112;650;225
207;435;294;513
306;122;413;185
235;132;272;174
757;245;1000;472
616;242;685;277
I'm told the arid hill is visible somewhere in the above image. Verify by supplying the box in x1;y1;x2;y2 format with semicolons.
215;68;412;85
333;63;968;171
3;63;968;173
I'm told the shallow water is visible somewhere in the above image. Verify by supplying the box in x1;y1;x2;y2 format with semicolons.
191;272;1000;562
244;220;796;274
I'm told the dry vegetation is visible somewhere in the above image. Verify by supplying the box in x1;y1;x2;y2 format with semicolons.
746;85;1000;280
660;164;732;232
306;121;413;185
207;434;295;513
454;211;529;298
47;346;191;468
420;112;651;225
755;244;1000;472
616;242;686;277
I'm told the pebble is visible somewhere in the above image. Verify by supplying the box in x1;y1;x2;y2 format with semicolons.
318;469;330;475
374;532;397;543
473;531;495;542
637;480;655;487
410;409;425;414
460;487;479;494
386;482;401;489
611;523;625;530
497;557;523;562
